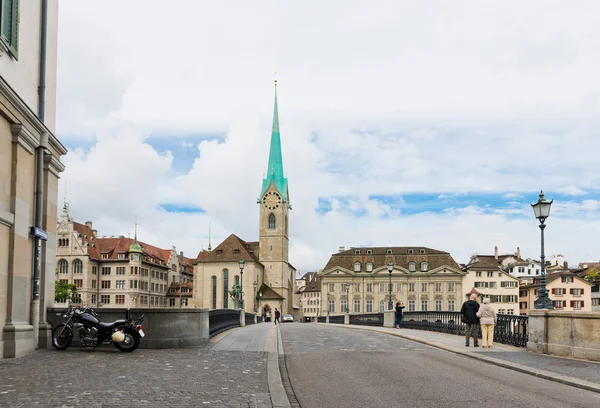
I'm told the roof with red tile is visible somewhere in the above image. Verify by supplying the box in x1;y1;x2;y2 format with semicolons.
198;234;260;263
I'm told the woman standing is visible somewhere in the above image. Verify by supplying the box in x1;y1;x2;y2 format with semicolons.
395;302;405;329
476;297;497;348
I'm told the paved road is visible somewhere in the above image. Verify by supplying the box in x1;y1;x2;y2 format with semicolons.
280;323;600;408
0;338;271;407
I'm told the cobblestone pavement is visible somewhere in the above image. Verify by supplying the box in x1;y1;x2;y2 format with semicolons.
0;346;272;408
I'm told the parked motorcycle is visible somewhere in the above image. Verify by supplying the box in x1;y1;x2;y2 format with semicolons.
52;306;145;352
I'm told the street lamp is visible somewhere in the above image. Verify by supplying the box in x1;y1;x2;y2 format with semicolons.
387;261;394;311
238;258;245;310
253;280;257;313
531;190;554;310
345;282;350;313
327;292;330;316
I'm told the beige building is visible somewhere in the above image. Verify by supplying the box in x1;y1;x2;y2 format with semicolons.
319;246;465;314
193;83;296;316
463;250;520;315
298;272;321;322
519;272;593;314
55;204;195;309
1;1;66;358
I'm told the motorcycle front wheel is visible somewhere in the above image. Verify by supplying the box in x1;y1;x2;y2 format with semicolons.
52;324;73;350
113;329;140;352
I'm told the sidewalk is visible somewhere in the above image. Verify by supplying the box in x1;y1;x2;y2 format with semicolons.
327;324;600;394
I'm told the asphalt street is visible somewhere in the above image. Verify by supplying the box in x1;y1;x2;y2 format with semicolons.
279;323;600;408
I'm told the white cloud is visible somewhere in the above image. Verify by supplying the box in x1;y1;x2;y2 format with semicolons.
55;0;600;272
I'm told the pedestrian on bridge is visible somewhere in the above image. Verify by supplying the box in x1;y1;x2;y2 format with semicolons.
274;308;281;325
395;302;405;329
460;294;480;347
476;297;497;348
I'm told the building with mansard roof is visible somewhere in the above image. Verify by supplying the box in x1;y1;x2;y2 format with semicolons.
193;82;296;316
319;246;465;314
55;203;195;309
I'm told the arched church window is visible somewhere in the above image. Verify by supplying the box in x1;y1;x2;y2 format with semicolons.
58;260;68;274
222;269;229;308
268;214;276;230
73;259;83;274
211;276;217;309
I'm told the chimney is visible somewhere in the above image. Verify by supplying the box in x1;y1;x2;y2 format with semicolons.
85;221;93;230
563;261;568;270
92;229;97;237
494;246;498;260
517;247;521;258
339;246;345;253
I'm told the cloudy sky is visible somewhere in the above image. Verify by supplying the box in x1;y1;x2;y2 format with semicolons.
56;0;600;274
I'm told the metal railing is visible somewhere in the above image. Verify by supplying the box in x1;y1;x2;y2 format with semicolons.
349;313;384;326
209;309;240;337
317;316;326;323
329;315;345;324
245;312;256;326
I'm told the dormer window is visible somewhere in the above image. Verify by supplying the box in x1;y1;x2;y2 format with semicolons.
386;249;392;254
118;254;125;259
409;262;416;272
233;249;240;254
421;261;428;271
366;262;373;272
408;249;414;254
419;249;425;254
354;262;361;272
366;249;372;254
355;249;360;254
101;254;108;259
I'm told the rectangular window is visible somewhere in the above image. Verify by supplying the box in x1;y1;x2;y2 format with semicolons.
341;300;348;313
116;267;126;275
115;295;125;304
379;282;386;292
328;283;335;292
100;295;110;304
91;280;96;289
408;300;416;312
592;298;600;306
101;280;110;289
447;282;455;292
476;271;482;277
353;299;361;313
101;254;108;259
353;284;360;292
421;283;428;292
435;283;442;292
448;300;455;312
489;282;497;289
72;294;81;304
118;254;125;259
91;294;96;305
409;283;415;292
116;280;126;289
74;279;83;288
474;281;488;288
181;298;188;306
435;300;442;311
572;288;582;296
101;267;111;275
92;266;97;275
366;283;373;293
487;271;494;277
366;300;373;312
421;300;428;311
328;300;335;313
169;298;176;307
379;301;385;312
395;282;402;292
501;281;517;288
506;309;514;315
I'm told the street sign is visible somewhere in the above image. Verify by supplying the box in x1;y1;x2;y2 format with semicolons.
30;227;48;241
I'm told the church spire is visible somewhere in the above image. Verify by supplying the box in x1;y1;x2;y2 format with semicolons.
260;77;288;200
129;222;143;253
208;222;212;251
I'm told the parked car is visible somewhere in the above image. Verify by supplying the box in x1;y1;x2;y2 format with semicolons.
282;314;294;323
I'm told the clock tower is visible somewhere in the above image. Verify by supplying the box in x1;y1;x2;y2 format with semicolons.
258;80;293;312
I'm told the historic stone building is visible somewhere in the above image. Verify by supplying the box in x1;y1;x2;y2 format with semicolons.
1;1;66;358
55;204;195;309
194;83;296;316
319;246;465;314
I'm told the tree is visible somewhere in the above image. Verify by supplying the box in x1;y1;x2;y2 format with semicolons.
584;268;600;283
54;270;78;303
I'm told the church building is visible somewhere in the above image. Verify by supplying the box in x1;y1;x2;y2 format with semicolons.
193;82;296;316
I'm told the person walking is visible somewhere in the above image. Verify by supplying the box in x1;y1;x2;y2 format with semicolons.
476;297;497;348
274;308;281;325
395;302;405;329
460;294;480;347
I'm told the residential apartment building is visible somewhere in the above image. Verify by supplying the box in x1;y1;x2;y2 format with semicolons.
1;0;66;358
519;273;593;314
463;250;521;314
55;204;195;309
319;246;465;314
298;272;321;322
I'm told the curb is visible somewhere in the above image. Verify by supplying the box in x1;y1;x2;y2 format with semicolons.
267;324;292;408
328;324;600;395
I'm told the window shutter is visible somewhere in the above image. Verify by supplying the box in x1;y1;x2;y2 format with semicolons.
570;288;574;295
581;301;584;307
552;288;556;294
0;0;18;58
561;277;565;283
581;289;584;295
570;300;574;308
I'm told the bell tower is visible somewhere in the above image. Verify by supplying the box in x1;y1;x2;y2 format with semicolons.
258;79;291;304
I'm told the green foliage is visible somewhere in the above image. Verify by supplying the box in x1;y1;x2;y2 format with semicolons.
54;270;78;303
584;268;600;283
229;284;241;309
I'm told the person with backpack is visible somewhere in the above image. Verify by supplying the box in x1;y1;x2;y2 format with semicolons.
460;294;480;347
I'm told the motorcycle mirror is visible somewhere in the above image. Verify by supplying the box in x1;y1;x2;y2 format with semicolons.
125;308;131;320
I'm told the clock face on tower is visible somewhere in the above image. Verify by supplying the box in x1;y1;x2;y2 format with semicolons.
263;191;282;210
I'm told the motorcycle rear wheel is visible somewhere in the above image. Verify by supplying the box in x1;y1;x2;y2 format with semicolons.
113;329;140;352
52;324;73;350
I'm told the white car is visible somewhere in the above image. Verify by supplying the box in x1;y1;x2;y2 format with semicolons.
282;314;294;323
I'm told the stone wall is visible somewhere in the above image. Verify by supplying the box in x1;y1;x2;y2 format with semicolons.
527;310;600;362
47;308;211;349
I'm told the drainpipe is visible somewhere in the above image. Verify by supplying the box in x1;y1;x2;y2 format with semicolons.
32;0;49;348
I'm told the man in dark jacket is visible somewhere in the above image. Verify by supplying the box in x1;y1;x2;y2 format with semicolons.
460;294;480;347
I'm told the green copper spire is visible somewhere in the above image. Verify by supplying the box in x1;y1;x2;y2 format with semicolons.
260;80;288;201
129;223;143;253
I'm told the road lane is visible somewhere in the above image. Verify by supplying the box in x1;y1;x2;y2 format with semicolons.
280;323;600;408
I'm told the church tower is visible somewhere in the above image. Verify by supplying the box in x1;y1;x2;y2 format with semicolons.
258;79;293;311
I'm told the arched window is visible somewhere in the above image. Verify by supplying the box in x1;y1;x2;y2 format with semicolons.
235;275;240;286
268;214;276;230
73;259;83;274
354;262;361;272
386;249;392;254
366;262;373;272
58;259;68;274
421;262;428;271
419;249;426;254
408;262;416;272
222;269;229;308
211;276;217;309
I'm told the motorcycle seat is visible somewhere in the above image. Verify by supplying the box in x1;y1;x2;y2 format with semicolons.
99;319;127;331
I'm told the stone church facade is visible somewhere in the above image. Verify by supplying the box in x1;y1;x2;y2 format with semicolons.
194;83;296;316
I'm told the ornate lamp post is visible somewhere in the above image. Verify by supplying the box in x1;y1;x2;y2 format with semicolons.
387;261;394;311
327;292;330;316
238;258;245;310
345;283;350;313
253;280;257;313
531;191;554;310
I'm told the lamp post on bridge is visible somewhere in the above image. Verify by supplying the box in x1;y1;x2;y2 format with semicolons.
531;191;554;310
387;261;394;311
253;280;257;313
345;283;350;313
238;258;245;310
327;292;330;316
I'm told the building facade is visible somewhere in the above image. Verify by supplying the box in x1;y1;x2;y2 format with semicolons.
298;272;321;322
519;273;593;314
1;0;66;358
319;246;465;314
194;83;296;316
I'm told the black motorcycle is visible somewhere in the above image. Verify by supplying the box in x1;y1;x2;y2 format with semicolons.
52;306;145;352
